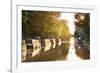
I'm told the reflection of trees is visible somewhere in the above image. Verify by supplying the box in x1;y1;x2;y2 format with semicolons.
74;13;90;59
75;45;90;59
26;43;69;62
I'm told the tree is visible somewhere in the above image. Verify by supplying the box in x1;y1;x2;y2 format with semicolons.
22;10;70;40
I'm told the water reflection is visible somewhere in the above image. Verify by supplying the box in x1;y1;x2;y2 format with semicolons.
22;38;69;62
22;36;90;62
67;37;82;61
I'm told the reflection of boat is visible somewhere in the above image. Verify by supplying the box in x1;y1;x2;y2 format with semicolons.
50;39;56;48
56;39;62;47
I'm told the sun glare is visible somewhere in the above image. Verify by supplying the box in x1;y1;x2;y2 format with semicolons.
59;13;75;35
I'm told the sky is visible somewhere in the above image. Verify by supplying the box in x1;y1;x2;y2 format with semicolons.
59;13;75;35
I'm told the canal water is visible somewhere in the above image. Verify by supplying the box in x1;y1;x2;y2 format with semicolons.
60;13;82;61
67;37;82;61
